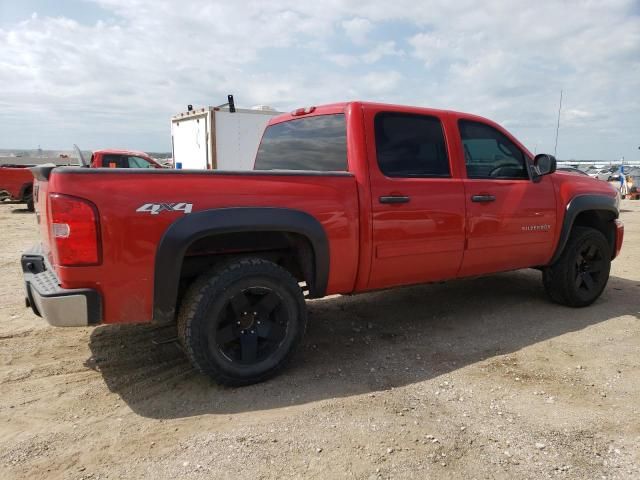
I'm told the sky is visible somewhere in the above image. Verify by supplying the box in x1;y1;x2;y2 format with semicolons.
0;0;639;160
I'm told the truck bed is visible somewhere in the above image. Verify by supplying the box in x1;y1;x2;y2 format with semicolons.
34;167;360;324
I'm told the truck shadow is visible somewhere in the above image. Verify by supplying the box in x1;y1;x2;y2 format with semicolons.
87;270;640;419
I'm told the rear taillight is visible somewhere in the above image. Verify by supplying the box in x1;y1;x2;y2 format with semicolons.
49;193;101;266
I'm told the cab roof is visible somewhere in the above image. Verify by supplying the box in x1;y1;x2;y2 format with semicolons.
268;101;496;126
93;149;152;158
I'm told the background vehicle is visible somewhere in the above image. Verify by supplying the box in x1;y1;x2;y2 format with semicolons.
0;164;37;210
556;167;590;176
22;101;624;386
0;148;164;211
171;95;280;170
86;149;166;169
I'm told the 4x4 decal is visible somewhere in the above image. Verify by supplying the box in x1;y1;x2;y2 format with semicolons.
136;203;193;215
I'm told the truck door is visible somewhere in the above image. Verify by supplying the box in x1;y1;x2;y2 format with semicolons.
457;119;556;276
365;108;466;290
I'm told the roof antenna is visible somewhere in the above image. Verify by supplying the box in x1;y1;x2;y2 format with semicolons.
554;89;563;157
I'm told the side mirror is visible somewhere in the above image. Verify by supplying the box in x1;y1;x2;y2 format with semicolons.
532;154;556;180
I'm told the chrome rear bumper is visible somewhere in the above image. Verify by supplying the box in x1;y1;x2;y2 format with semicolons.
22;245;101;327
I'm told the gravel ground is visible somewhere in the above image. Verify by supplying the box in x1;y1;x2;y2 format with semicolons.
0;200;639;479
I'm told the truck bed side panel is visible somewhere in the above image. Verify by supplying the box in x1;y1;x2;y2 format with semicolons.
46;170;359;324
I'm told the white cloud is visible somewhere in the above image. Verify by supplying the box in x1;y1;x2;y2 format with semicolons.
341;17;373;45
564;109;594;121
402;0;640;158
327;53;358;68
362;71;403;94
0;0;638;159
361;41;404;64
408;32;454;66
327;41;403;67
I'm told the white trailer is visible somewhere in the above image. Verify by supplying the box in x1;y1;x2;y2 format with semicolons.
170;97;280;170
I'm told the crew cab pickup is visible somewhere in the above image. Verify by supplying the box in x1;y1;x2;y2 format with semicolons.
1;149;163;211
22;101;624;386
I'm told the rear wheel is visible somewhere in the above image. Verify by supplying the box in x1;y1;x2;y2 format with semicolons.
177;258;307;386
543;227;611;307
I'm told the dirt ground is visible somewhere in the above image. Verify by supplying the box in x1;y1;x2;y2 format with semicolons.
1;200;638;480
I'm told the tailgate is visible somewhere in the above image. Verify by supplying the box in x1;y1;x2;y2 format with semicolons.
30;166;53;261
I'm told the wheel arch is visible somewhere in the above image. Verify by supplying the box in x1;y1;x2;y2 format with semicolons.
550;194;619;264
153;207;329;324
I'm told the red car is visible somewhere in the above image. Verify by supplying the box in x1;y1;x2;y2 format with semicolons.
0;147;163;211
22;101;624;385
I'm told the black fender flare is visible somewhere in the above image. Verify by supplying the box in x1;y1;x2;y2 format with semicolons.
549;194;619;264
153;207;329;324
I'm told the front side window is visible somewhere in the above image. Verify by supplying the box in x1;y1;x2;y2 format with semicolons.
459;120;528;179
254;114;347;171
128;156;154;168
374;112;450;177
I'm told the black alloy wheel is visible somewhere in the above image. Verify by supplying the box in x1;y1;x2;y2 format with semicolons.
573;242;606;295
214;287;289;365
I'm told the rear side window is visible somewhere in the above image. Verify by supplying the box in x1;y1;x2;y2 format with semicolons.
374;112;450;177
102;154;127;168
254;114;347;171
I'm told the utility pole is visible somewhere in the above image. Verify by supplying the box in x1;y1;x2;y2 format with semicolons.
554;89;563;157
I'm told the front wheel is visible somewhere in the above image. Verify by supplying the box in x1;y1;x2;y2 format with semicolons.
543;226;611;307
177;258;307;386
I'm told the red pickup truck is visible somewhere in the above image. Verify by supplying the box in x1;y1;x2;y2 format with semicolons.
22;101;624;386
85;149;165;169
0;164;38;211
1;149;163;211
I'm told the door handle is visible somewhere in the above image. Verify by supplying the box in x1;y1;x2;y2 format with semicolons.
379;195;410;204
471;194;496;203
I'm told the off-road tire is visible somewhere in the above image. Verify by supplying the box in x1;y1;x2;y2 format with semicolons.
177;258;307;386
543;226;611;307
